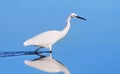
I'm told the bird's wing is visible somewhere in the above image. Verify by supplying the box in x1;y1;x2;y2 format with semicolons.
23;30;62;47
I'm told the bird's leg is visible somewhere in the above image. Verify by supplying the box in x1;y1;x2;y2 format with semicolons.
35;47;40;52
34;47;42;55
32;55;46;61
36;54;46;58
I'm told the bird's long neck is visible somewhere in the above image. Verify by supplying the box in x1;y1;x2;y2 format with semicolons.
61;15;72;36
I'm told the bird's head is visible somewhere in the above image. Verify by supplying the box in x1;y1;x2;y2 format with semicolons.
70;13;87;20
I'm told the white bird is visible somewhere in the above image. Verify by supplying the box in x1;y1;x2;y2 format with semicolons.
24;55;70;74
23;13;86;56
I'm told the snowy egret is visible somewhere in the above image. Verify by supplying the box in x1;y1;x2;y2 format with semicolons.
23;13;86;54
24;55;70;74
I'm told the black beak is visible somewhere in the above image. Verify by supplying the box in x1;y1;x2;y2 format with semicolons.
76;16;87;20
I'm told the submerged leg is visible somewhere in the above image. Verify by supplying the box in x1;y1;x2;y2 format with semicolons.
34;47;43;55
32;55;46;61
34;47;43;52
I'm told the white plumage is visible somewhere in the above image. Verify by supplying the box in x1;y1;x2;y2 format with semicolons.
23;13;86;52
24;56;70;74
24;30;63;48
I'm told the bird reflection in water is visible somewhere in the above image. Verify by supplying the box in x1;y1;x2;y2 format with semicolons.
24;53;70;74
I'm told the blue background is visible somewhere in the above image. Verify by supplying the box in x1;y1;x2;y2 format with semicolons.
0;0;120;74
